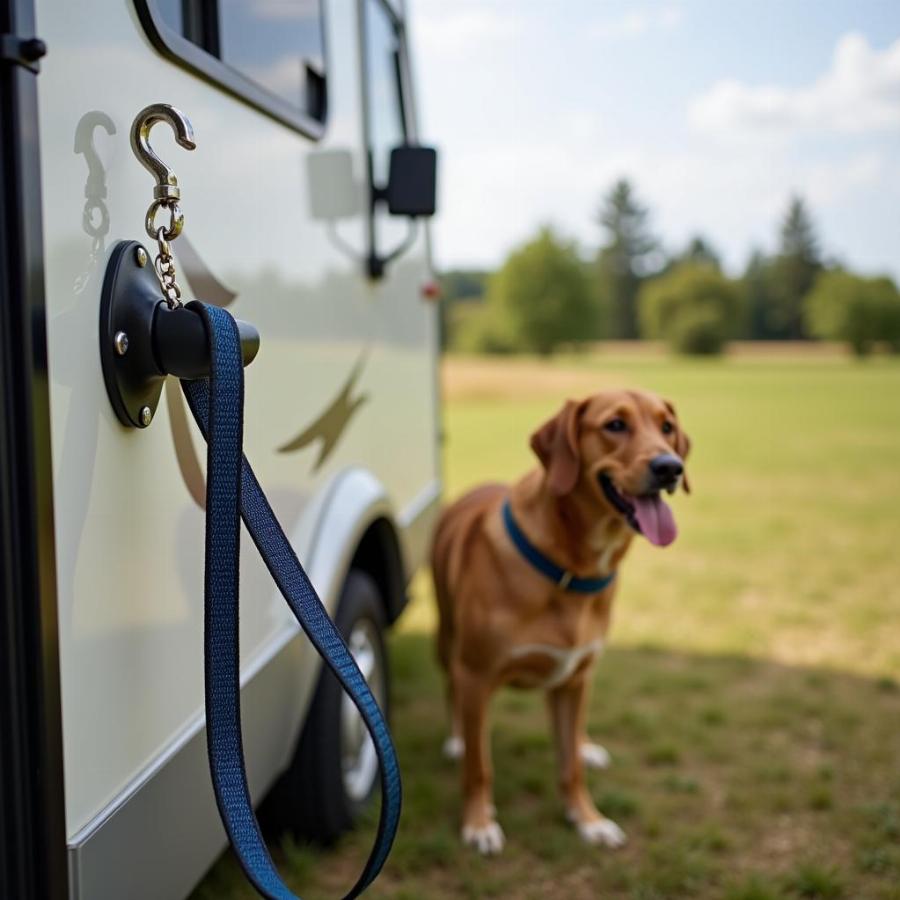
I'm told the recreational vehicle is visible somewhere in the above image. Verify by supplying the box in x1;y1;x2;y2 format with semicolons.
0;1;439;897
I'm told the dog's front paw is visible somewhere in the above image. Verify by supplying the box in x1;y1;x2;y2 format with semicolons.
443;734;464;760
580;741;611;769
462;820;505;855
570;815;627;848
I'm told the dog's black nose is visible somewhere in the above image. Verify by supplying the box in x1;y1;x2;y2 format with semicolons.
649;454;683;488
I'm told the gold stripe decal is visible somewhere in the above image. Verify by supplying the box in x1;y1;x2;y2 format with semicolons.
164;238;367;500
277;354;369;472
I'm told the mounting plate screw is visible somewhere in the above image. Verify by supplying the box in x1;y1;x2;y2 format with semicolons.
135;246;148;267
113;331;129;356
139;406;153;427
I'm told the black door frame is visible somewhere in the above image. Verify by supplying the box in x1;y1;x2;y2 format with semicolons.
0;0;68;896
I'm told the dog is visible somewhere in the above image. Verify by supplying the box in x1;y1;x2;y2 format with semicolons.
431;389;691;854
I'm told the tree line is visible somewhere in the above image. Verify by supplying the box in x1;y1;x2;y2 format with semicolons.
440;179;900;356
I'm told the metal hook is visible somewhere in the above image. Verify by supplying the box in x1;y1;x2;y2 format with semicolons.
130;103;196;203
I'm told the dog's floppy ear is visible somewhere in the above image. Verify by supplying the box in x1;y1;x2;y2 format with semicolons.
676;430;692;493
530;399;586;495
665;399;692;494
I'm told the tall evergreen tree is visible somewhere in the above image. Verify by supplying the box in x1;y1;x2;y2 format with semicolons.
680;235;721;270
595;179;658;339
768;195;822;339
743;249;774;340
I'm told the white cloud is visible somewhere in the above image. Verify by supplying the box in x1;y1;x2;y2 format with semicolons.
412;5;521;59
803;151;888;207
690;33;900;137
589;4;683;40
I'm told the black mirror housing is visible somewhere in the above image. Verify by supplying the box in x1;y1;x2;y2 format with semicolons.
386;146;437;217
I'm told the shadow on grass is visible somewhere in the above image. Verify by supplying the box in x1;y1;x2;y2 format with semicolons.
193;632;900;900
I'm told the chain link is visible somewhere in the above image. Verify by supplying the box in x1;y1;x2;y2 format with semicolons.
154;224;183;308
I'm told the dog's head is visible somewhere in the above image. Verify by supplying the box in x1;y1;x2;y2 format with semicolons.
530;390;691;547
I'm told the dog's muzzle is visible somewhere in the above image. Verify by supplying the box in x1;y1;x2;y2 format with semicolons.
648;454;683;492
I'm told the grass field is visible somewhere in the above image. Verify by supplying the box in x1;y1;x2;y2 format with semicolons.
195;348;900;900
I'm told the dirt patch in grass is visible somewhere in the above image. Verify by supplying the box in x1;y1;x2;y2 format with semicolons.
442;355;610;402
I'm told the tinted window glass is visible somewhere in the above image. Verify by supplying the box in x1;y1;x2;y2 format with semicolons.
155;0;183;33
152;0;326;123
364;0;408;270
219;0;324;111
364;0;406;188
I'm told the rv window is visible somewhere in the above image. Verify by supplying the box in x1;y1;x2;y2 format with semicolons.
218;1;326;117
137;0;327;135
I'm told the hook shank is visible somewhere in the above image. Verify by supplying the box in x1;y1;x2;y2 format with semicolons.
130;103;196;202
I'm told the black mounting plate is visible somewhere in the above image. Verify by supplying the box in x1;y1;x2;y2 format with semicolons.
99;240;166;427
99;239;260;428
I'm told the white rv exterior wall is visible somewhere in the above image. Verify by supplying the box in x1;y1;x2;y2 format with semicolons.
34;0;438;841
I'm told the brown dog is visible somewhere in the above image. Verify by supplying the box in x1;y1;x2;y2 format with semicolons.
431;389;690;854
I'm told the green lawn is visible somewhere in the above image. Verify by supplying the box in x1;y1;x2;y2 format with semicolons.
195;349;900;900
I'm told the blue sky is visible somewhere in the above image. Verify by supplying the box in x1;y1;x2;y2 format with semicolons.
408;1;900;279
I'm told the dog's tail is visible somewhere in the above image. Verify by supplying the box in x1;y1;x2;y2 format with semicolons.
430;509;455;673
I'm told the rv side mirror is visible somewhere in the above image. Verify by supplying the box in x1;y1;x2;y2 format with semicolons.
385;145;437;217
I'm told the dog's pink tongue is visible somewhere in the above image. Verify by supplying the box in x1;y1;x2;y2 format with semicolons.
631;494;677;547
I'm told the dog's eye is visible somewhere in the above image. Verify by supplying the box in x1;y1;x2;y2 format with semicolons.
661;420;674;435
604;418;627;433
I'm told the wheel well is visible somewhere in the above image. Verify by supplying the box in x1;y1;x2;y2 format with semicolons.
350;517;407;625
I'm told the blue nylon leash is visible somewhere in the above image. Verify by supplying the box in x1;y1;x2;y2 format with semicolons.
181;302;401;900
502;500;616;594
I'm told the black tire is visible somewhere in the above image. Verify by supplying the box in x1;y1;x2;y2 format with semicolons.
272;568;389;843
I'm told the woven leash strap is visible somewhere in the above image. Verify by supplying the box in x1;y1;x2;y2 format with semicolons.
181;301;401;899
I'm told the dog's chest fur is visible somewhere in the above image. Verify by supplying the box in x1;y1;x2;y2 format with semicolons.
499;590;613;690
504;638;605;690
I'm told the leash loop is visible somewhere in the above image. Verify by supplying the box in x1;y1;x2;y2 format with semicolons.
182;302;401;899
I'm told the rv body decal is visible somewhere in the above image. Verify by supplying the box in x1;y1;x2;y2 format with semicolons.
277;353;369;470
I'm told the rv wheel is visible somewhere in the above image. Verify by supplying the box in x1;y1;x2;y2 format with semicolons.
276;568;389;842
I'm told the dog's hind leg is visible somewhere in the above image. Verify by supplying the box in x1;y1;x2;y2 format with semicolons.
574;654;611;768
431;523;467;760
431;561;463;759
547;678;626;849
442;679;464;760
580;740;611;769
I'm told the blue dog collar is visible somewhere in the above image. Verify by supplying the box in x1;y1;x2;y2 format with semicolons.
502;500;616;594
